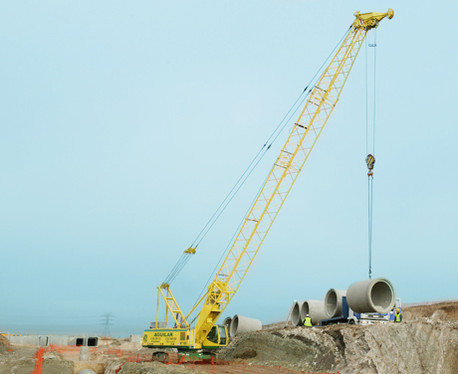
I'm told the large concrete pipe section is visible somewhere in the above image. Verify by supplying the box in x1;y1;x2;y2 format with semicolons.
300;300;327;325
324;289;347;317
346;278;395;313
229;315;262;337
222;317;233;337
290;300;306;326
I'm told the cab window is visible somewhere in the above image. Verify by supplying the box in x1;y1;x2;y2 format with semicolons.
218;325;227;345
206;326;219;344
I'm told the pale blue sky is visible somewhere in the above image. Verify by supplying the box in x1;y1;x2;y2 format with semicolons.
1;1;457;336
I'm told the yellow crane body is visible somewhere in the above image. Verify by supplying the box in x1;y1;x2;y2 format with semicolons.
143;9;393;351
142;326;228;350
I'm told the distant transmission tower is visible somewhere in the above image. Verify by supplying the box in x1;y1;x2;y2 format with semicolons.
100;313;114;337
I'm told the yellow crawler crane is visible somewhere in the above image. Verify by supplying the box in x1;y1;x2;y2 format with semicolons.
143;9;394;352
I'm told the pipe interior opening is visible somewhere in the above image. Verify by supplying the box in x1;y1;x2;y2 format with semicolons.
230;317;239;336
301;303;310;316
326;292;337;316
371;281;393;309
87;337;98;347
291;302;301;325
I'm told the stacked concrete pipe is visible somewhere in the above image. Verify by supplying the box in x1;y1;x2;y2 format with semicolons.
300;300;327;325
286;300;297;325
324;288;347;317
229;315;262;337
290;300;305;326
346;278;396;313
222;316;233;337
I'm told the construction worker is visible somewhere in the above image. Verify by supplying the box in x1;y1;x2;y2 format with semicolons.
303;314;312;327
394;308;402;323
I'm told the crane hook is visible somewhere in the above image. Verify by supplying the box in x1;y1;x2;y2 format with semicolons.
366;154;375;176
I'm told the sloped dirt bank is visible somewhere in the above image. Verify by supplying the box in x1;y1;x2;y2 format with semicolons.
219;303;458;373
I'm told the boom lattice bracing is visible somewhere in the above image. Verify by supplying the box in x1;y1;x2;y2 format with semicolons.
148;9;394;350
193;9;394;344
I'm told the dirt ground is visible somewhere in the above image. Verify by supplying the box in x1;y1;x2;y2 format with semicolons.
403;301;458;321
1;301;457;374
218;301;458;374
0;345;74;374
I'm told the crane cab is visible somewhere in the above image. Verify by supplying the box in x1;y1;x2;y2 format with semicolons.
142;324;228;350
202;324;228;349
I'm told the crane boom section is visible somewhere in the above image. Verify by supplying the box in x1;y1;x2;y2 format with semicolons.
193;9;393;345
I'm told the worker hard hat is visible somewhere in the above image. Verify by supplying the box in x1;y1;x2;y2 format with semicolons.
396;308;400;312
306;314;310;317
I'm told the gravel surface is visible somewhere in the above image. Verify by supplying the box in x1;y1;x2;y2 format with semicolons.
1;301;457;374
218;302;458;373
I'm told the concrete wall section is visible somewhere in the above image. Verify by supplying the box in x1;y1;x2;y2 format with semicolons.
8;335;40;345
8;335;99;347
49;335;71;345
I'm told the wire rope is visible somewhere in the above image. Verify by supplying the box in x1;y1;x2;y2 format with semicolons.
368;176;374;279
162;26;352;290
372;30;377;154
187;27;353;314
365;30;377;279
189;26;352;249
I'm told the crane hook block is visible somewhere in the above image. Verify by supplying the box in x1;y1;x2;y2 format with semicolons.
366;154;375;175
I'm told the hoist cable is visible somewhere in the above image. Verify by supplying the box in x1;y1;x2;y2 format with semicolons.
190;26;352;249
190;83;318;306
368;176;374;279
162;27;352;290
163;253;188;285
372;30;377;154
188;27;354;312
191;157;274;312
365;30;377;279
365;37;369;155
190;90;306;248
192;82;315;248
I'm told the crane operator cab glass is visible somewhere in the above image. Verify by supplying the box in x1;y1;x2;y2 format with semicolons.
202;325;228;348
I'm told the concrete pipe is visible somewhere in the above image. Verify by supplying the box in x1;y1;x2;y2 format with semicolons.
290;300;306;326
222;317;232;337
346;278;395;313
300;300;328;325
229;315;262;337
79;346;90;361
324;289;347;317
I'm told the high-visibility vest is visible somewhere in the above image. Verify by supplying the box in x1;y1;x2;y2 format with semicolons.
395;312;401;322
303;317;312;327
